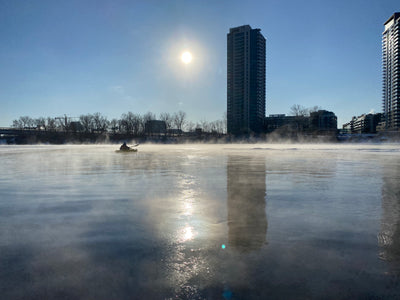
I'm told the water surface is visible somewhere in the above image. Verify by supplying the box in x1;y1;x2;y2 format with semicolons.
1;144;400;299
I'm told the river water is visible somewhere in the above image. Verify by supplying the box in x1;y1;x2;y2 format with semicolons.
0;144;400;299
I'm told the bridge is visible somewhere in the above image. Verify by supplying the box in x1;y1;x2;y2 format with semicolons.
0;127;62;137
0;127;66;144
0;127;45;135
0;127;111;144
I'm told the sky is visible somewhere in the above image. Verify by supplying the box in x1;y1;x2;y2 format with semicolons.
0;0;399;128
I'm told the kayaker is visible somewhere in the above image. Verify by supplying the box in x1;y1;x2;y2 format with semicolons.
120;142;130;150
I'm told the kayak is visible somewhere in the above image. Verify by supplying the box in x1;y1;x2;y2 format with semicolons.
115;148;138;153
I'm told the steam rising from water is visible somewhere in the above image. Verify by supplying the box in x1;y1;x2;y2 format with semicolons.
0;143;400;299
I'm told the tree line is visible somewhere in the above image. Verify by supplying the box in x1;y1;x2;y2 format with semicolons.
11;111;227;135
289;104;322;117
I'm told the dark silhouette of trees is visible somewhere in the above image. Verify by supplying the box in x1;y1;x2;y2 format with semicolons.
12;116;48;129
186;121;195;132
55;115;70;131
12;119;23;129
141;112;156;133
35;117;46;130
79;114;93;133
289;104;322;132
173;111;187;131
119;112;141;135
290;104;308;117
290;104;322;117
46;117;57;131
78;113;108;133
109;118;119;134
159;112;173;130
93;112;109;133
10;110;227;139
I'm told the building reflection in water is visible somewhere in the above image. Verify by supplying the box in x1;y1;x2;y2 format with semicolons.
227;155;268;251
379;160;400;266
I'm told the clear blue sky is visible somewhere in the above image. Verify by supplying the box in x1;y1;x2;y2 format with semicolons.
1;0;399;128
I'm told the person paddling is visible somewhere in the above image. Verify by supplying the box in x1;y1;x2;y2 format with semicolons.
120;142;130;150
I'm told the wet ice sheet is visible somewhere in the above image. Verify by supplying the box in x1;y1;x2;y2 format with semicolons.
0;144;400;299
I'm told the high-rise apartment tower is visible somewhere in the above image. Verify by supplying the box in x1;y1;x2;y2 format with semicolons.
227;25;266;135
382;13;400;130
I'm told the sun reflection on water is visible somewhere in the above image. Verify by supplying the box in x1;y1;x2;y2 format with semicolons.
180;225;194;242
183;201;193;216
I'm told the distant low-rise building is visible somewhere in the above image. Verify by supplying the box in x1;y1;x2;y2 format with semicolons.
145;120;166;136
309;110;337;132
264;114;296;132
376;121;386;132
167;128;183;136
70;121;84;133
342;118;355;134
342;113;382;134
265;111;338;133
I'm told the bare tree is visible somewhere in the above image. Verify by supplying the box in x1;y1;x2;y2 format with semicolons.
142;112;155;122
55;115;70;131
173;110;187;131
22;116;33;128
26;117;35;128
289;104;322;132
118;119;125;133
12;119;23;129
133;114;142;135
34;117;46;130
212;120;225;134
309;105;321;114
119;112;133;134
222;112;227;134
9;110;228;138
141;112;156;133
12;116;35;129
92;112;109;132
80;114;94;133
120;112;141;135
290;104;309;117
185;121;195;132
47;117;57;131
159;112;173;130
200;119;210;132
217;120;226;134
109;119;119;134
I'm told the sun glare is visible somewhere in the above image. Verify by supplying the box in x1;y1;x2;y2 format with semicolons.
181;51;192;64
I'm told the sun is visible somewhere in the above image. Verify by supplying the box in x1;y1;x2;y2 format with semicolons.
181;51;192;64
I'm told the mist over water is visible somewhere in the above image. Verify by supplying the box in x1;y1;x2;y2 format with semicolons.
1;144;400;299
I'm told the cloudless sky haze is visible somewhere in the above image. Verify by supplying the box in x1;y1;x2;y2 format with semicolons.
1;0;399;127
